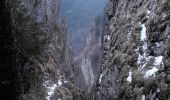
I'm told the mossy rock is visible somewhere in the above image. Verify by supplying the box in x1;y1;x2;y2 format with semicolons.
132;70;144;87
143;78;157;94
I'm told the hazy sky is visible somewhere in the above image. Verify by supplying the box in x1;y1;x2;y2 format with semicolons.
60;0;106;27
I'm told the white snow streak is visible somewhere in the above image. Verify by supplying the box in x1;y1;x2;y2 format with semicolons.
99;73;103;83
142;95;145;100
128;32;132;39
135;10;165;79
136;23;164;78
127;70;132;83
140;24;147;41
44;80;63;100
137;23;148;69
145;67;158;78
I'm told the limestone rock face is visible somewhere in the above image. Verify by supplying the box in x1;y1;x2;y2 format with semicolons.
73;19;103;92
94;0;170;99
0;0;84;100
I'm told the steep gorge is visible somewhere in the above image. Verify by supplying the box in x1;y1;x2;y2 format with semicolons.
60;0;106;93
0;0;170;100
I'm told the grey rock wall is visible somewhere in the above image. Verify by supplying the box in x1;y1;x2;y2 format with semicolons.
95;0;170;100
0;0;85;100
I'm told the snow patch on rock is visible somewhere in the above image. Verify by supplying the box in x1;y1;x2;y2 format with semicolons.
128;32;132;39
145;67;158;78
147;10;151;14
99;73;103;83
127;70;132;83
104;35;111;41
141;95;145;100
46;83;57;100
137;23;148;69
136;23;164;78
57;80;62;86
107;35;111;41
140;24;147;41
144;56;163;78
154;56;163;66
44;80;63;100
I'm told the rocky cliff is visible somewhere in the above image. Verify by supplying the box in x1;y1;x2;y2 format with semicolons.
95;0;170;99
75;18;103;92
0;0;84;100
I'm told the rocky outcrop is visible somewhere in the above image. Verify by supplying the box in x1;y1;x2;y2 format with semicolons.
95;0;170;100
0;0;85;100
